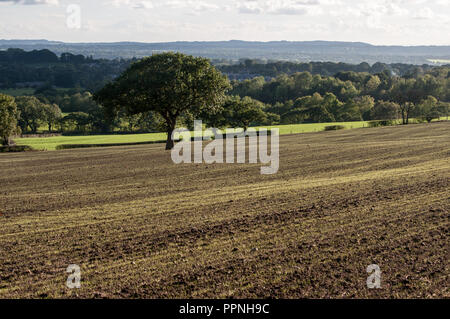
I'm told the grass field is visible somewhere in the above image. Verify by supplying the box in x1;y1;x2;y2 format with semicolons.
15;121;372;150
257;121;371;134
15;132;168;151
0;88;35;96
0;122;448;298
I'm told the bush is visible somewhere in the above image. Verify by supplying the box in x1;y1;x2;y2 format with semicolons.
324;125;345;131
368;120;396;128
55;140;167;150
0;145;34;152
411;118;426;124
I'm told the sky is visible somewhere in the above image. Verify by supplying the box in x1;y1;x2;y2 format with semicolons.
0;0;449;45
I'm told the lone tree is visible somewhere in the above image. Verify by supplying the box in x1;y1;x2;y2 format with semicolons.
94;53;230;150
0;93;19;146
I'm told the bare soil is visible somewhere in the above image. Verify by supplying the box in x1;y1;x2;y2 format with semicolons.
0;122;448;298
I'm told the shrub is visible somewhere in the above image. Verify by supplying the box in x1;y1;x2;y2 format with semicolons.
368;120;396;128
55;140;167;150
0;145;34;152
324;125;346;131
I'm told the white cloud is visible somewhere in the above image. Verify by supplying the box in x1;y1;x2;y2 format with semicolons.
110;0;153;9
237;0;321;15
0;0;58;4
412;7;435;19
435;0;449;5
1;0;449;45
110;0;221;11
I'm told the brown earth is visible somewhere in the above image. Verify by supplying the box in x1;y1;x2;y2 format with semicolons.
0;122;448;298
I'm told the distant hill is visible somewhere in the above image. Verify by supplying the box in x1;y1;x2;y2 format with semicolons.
1;39;450;64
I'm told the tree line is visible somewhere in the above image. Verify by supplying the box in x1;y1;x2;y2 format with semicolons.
218;59;441;78
0;48;131;91
228;68;449;125
1;53;449;148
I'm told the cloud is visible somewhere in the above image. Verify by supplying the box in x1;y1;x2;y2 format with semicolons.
0;0;59;4
412;7;435;19
132;1;153;9
436;0;450;6
269;7;307;15
109;0;319;15
110;0;221;11
111;0;151;9
237;0;319;15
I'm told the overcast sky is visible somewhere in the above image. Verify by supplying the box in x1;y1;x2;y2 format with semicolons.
0;0;449;45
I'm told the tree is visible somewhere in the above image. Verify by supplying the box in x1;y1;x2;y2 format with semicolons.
264;112;281;126
15;96;46;133
390;76;440;124
390;78;416;124
288;93;336;123
0;94;19;146
370;101;400;120
87;104;118;133
94;53;230;150
363;75;381;94
136;112;165;132
416;96;441;123
437;102;449;120
349;95;375;120
323;93;344;121
42;103;62;132
209;96;268;131
61;112;90;132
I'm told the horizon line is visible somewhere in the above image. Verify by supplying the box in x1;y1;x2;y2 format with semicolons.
1;38;450;47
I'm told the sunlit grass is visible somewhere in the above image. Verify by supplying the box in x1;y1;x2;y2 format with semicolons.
16;133;168;151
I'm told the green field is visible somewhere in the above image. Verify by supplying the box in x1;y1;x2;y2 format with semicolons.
15;118;448;151
16;121;373;150
257;121;371;134
0;88;36;96
16;132;168;150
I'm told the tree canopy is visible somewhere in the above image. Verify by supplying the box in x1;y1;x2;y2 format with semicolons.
205;96;270;130
0;94;19;146
94;53;231;149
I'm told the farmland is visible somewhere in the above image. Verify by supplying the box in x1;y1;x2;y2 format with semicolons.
0;122;449;298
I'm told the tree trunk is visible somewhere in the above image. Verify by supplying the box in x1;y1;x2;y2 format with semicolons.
163;114;178;150
1;136;10;146
401;108;406;125
165;121;176;150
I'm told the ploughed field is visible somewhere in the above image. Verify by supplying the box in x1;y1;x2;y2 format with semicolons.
0;122;449;298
